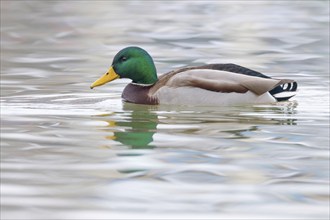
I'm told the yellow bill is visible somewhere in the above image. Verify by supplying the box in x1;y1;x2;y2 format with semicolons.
90;66;120;89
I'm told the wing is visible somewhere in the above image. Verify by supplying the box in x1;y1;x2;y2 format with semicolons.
198;64;298;100
161;69;295;96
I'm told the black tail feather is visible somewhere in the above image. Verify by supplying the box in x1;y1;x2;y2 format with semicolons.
270;81;298;101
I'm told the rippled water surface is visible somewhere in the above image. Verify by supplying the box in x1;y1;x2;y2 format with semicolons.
1;1;329;219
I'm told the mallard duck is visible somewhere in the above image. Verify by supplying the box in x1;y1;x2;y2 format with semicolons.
90;46;297;106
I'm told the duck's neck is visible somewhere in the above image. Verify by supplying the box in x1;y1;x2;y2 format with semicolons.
131;56;158;85
133;70;157;85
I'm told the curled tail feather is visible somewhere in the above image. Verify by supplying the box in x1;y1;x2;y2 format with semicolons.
270;81;298;101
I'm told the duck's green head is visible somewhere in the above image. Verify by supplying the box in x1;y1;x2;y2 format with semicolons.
90;47;158;89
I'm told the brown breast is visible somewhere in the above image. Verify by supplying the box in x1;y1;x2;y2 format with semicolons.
122;83;159;105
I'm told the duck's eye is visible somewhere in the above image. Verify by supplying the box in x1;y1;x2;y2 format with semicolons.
120;56;127;62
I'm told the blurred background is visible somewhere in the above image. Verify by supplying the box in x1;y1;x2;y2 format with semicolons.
1;1;329;219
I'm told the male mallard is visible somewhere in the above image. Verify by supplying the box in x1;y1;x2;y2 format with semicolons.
91;46;297;106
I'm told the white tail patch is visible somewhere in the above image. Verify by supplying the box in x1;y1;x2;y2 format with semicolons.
273;91;297;99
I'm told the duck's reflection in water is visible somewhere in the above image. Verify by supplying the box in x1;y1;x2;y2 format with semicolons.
101;103;158;149
97;101;298;149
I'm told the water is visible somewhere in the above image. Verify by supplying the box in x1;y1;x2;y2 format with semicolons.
1;1;329;219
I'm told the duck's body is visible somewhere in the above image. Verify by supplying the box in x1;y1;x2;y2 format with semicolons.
91;47;297;106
